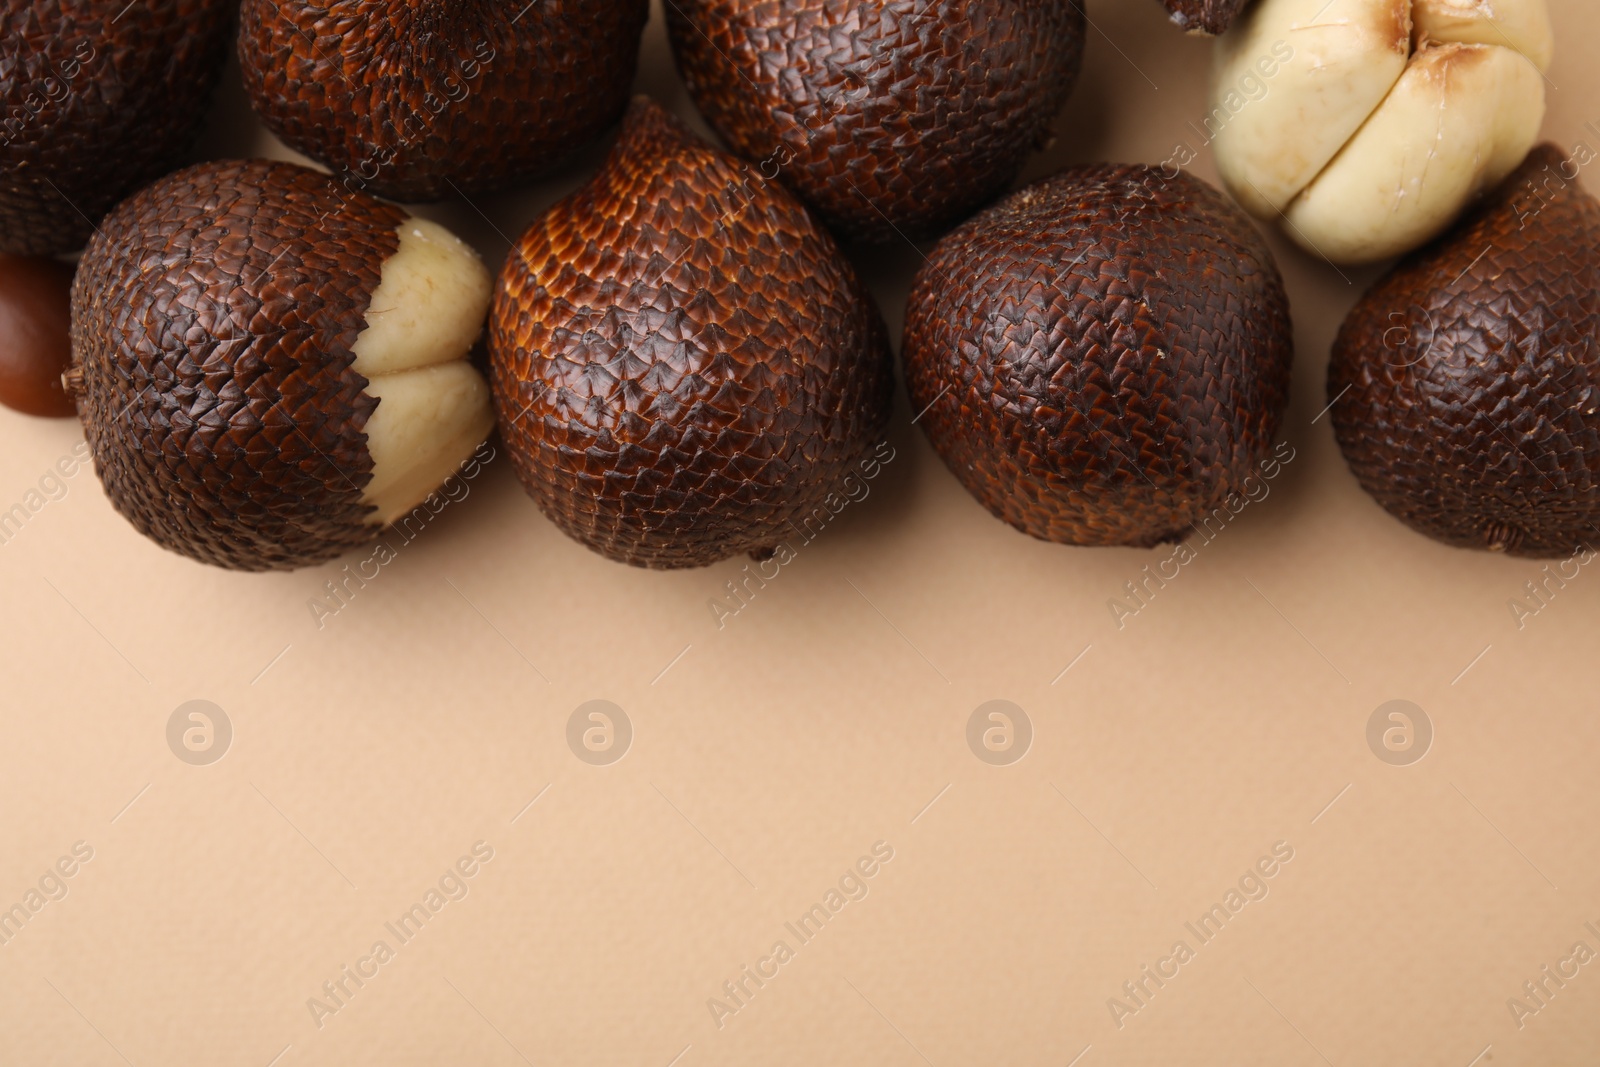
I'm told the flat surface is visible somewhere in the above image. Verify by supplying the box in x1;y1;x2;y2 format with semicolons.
2;2;1598;1065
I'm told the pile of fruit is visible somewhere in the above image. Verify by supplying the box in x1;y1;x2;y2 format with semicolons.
1;0;1592;569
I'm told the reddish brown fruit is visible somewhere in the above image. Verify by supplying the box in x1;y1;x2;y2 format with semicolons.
0;0;234;257
72;159;495;571
490;98;895;569
665;0;1086;244
1161;0;1248;35
0;254;76;417
238;0;651;203
1329;144;1600;558
903;164;1294;547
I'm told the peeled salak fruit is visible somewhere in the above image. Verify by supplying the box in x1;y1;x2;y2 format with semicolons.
1;0;234;256
238;0;651;202
1211;0;1552;264
903;164;1295;547
666;0;1086;243
70;160;496;571
490;98;895;569
1329;145;1600;558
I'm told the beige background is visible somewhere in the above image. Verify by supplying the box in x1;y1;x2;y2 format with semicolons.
3;1;1598;1064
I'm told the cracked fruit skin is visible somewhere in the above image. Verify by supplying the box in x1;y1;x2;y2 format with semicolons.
1161;0;1247;34
238;0;650;203
71;159;495;572
0;0;234;256
490;98;895;570
665;0;1086;244
1329;144;1600;559
903;164;1295;548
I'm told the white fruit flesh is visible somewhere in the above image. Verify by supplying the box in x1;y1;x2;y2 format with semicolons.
1412;0;1554;70
361;363;493;525
1210;0;1552;264
351;218;495;526
1284;42;1545;263
1213;0;1412;217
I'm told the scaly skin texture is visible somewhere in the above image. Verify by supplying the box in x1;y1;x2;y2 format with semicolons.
1161;0;1247;35
239;0;650;203
490;98;895;570
72;159;406;572
0;0;234;256
1329;144;1600;558
903;164;1294;547
666;0;1085;244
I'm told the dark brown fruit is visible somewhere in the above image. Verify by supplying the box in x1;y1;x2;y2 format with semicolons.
239;0;651;203
1161;0;1248;35
0;254;76;417
74;160;398;571
1;0;233;257
665;0;1086;244
1329;144;1600;558
72;159;495;571
903;164;1294;547
490;98;895;569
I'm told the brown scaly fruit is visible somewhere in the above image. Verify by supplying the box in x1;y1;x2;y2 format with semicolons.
70;159;495;571
490;98;894;569
903;164;1294;547
238;0;651;203
0;253;76;417
1329;144;1600;558
1161;0;1249;35
665;0;1086;244
1;0;233;256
